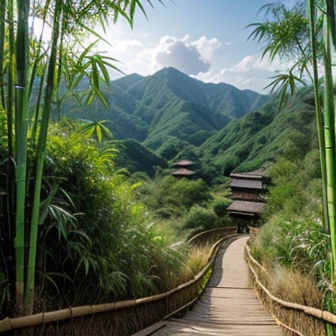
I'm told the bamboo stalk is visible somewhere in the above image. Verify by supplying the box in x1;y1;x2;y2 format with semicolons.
308;0;329;232
0;1;6;110
14;0;31;313
322;4;336;271
7;0;15;159
31;69;46;142
28;0;51;101
4;0;16;309
24;0;62;315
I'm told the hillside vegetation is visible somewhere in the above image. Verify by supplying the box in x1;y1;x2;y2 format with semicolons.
198;88;317;181
59;67;269;177
59;69;319;184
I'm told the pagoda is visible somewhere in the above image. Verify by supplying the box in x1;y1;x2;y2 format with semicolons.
227;171;268;233
171;160;195;178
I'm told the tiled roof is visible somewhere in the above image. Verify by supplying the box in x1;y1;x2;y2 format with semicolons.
230;178;264;190
175;160;195;166
172;168;195;176
227;201;265;214
230;170;267;179
229;192;265;202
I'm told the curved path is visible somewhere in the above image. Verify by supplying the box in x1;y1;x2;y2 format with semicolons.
146;237;282;336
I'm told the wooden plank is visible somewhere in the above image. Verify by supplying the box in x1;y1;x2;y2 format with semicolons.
151;237;283;336
132;321;166;336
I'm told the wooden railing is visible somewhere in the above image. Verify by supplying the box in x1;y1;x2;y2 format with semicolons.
0;228;239;336
188;226;236;246
245;243;336;336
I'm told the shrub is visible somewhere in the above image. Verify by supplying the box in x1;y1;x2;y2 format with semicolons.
139;176;212;217
183;205;219;232
213;198;231;217
8;122;191;309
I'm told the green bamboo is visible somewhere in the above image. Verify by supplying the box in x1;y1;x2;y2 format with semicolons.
5;1;16;308
14;0;30;313
28;0;52;101
31;69;46;142
307;0;329;232
24;0;62;314
322;5;336;269
0;1;6;110
7;0;15;159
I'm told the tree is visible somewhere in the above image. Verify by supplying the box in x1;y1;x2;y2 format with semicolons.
0;0;160;317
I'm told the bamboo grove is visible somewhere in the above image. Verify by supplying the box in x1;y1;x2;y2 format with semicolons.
0;0;156;318
249;0;336;326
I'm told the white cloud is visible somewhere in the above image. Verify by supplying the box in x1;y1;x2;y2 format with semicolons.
115;39;144;52
97;22;281;93
155;37;210;75
133;34;222;76
189;36;222;63
230;53;293;73
195;67;273;93
192;52;300;93
194;52;286;93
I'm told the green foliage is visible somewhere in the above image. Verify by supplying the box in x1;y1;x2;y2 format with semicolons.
59;67;268;163
183;206;219;232
139;176;212;218
199;87;317;180
0;119;190;312
252;215;330;284
40;124;186;304
114;139;167;177
212;198;232;217
264;150;322;219
252;149;329;287
248;2;308;61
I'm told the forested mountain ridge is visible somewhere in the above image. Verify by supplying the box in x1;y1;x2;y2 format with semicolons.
65;67;269;149
61;67;270;176
198;88;317;182
61;69;318;183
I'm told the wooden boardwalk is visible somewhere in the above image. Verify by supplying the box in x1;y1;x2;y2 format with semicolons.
149;237;282;336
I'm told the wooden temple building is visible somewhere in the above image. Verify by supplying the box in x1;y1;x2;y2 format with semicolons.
227;171;268;233
171;160;196;178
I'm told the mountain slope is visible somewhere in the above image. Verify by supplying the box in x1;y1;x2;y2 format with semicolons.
198;88;317;181
64;67;268;153
114;139;166;177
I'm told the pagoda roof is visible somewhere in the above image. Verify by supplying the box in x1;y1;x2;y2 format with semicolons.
171;168;195;176
229;192;265;202
230;170;266;180
230;178;264;190
175;160;195;166
227;201;265;214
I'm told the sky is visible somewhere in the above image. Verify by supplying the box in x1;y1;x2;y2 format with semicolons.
98;0;296;93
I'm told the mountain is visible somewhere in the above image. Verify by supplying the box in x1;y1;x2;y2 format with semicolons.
63;67;269;153
122;67;269;152
61;67;320;180
114;139;167;177
57;68;318;182
198;87;317;182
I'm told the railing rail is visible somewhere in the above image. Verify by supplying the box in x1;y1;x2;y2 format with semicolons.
0;228;239;335
188;226;236;246
245;243;335;336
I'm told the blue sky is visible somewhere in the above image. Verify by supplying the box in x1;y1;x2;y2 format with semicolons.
101;0;296;93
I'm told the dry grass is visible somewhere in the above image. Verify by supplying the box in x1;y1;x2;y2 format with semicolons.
269;266;323;308
173;245;211;287
250;258;327;336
